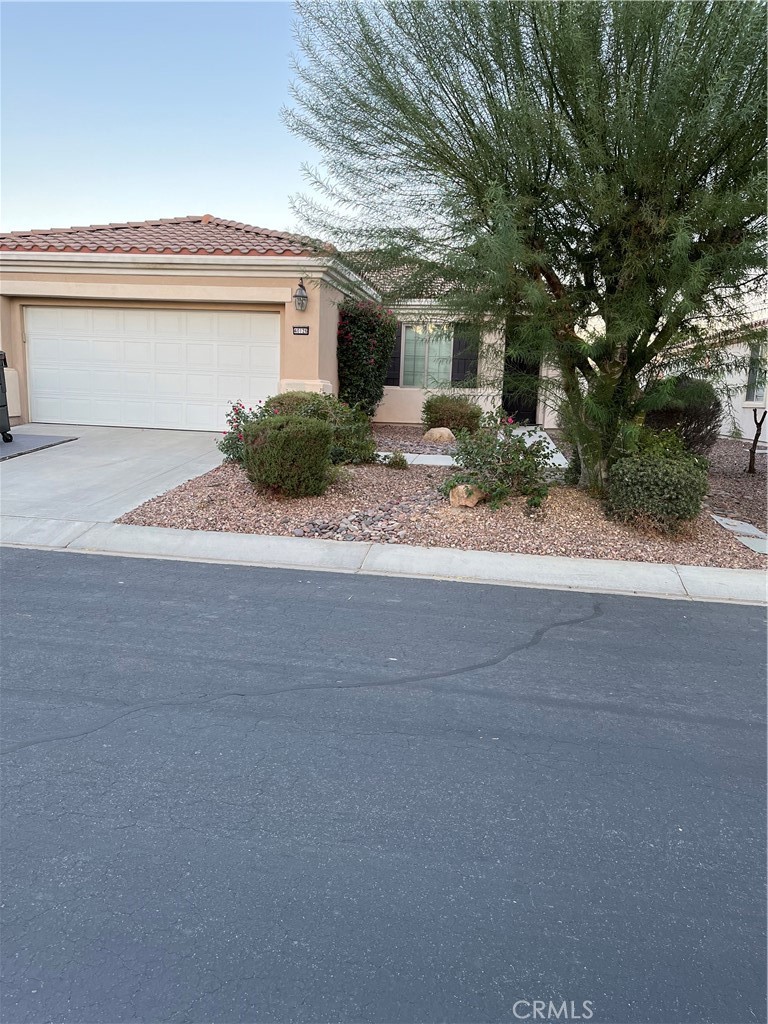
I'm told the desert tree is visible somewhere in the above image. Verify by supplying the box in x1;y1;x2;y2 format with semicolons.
285;0;766;488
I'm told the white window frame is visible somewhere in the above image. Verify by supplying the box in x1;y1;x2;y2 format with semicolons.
745;342;767;405
398;323;455;389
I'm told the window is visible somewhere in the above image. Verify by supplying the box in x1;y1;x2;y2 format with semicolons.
385;322;480;388
746;343;766;404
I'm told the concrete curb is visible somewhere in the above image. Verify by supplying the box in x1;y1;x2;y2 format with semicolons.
1;515;765;605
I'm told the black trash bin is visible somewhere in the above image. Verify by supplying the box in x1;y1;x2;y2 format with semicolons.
0;352;13;443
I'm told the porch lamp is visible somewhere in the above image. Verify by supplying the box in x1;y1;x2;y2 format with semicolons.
293;279;309;312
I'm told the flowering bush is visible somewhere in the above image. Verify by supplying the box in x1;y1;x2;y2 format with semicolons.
217;401;265;463
337;299;398;414
441;416;550;509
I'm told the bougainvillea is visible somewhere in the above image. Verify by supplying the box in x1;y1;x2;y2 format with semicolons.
336;299;398;415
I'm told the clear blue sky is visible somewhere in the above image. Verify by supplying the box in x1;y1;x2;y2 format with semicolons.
0;1;314;232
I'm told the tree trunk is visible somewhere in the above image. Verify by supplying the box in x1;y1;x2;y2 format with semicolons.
747;408;767;474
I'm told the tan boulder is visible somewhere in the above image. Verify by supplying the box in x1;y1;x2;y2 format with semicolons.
422;427;456;443
449;484;486;508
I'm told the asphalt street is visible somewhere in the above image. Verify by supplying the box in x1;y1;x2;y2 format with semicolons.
1;547;765;1024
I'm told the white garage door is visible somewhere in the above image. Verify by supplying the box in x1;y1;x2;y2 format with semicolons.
25;306;281;431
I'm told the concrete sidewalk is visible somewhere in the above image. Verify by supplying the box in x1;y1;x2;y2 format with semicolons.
1;515;765;604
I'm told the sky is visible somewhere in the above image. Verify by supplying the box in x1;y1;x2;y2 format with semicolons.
0;1;316;232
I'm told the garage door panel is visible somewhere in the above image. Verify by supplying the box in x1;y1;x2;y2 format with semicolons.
248;316;280;343
154;373;186;397
217;313;255;338
25;306;281;430
185;344;215;367
121;371;153;396
120;401;156;427
86;399;121;424
217;345;250;371
29;366;66;392
155;343;184;365
185;313;218;338
92;340;123;363
62;339;92;362
59;308;91;331
91;309;122;333
154;403;186;427
153;312;185;335
187;375;215;398
90;370;123;394
123;310;152;334
123;341;153;364
185;404;219;430
28;337;63;363
249;346;280;373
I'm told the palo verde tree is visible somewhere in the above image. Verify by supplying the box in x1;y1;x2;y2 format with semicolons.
285;0;766;489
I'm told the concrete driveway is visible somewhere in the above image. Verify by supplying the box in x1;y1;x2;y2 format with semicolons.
0;423;221;536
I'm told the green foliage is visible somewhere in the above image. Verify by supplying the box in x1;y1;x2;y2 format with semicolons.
606;448;708;533
644;377;723;454
422;394;482;433
635;427;700;462
243;416;333;498
263;391;377;465
442;422;551;509
287;0;765;491
382;450;409;470
217;401;264;464
337;299;399;415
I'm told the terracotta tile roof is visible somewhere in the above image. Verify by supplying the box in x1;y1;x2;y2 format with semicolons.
0;215;319;256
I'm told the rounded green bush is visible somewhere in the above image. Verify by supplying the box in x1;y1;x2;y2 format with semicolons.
422;394;482;433
262;391;377;465
243;415;333;497
606;453;708;532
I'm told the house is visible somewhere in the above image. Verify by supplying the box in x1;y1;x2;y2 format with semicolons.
719;305;767;439
0;215;547;432
0;215;372;432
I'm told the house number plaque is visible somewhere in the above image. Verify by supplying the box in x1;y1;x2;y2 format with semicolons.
292;326;310;336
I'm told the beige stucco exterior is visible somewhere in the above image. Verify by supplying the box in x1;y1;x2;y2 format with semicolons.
0;253;366;425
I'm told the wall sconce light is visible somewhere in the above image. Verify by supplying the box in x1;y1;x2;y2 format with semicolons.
293;279;309;312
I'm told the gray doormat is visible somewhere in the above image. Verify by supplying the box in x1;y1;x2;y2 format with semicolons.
0;434;77;462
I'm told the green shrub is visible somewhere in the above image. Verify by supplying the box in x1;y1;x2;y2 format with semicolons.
422;394;482;433
262;391;377;465
337;299;399;414
243;415;333;497
644;376;722;454
606;450;708;532
383;450;409;470
635;427;694;461
441;422;551;509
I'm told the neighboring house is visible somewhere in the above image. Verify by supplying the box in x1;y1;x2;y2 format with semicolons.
0;215;373;431
720;313;767;439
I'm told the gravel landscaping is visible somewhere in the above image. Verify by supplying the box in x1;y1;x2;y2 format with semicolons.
118;461;764;569
373;424;455;455
704;438;767;532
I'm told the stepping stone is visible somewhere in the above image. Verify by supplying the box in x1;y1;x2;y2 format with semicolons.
711;515;767;539
738;537;768;555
